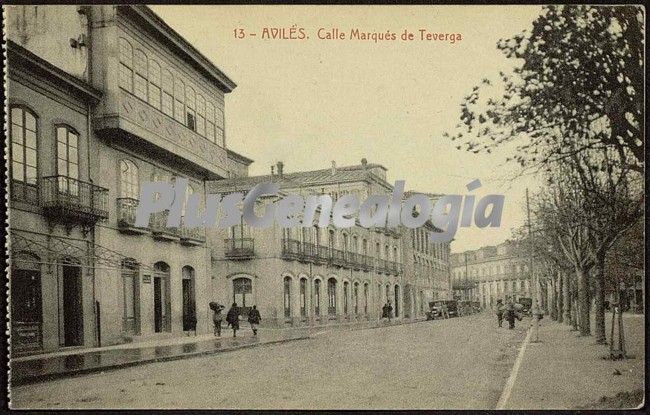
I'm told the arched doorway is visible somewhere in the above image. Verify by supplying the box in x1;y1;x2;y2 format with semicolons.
327;278;337;316
12;252;43;353
153;262;171;333
60;257;83;347
394;285;400;318
182;266;196;332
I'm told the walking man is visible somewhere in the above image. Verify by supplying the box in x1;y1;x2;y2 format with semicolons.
248;305;261;336
505;298;516;329
495;299;504;328
226;302;240;337
211;302;224;336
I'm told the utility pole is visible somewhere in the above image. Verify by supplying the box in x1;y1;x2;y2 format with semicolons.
464;251;469;301
526;188;540;343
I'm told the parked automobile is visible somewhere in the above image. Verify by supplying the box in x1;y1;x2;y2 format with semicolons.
427;300;458;319
518;297;532;315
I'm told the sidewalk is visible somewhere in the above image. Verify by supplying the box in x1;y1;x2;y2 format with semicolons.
504;314;645;409
10;316;428;386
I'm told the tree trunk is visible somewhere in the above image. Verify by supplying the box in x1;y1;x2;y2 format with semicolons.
563;271;571;324
593;253;607;344
549;279;557;320
576;267;591;336
556;271;563;323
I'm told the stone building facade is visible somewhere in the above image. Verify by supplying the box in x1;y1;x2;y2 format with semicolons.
450;240;532;308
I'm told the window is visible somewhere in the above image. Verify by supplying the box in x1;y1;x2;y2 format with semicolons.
119;160;139;199
186;86;196;130
119;38;133;92
162;69;174;117
10;106;38;202
206;101;216;143
215;107;225;147
283;276;292;318
327;278;337;315
362;239;368;256
133;49;148;101
300;278;307;318
56;126;79;196
196;94;206;136
174;78;185;123
314;279;321;316
148;60;161;110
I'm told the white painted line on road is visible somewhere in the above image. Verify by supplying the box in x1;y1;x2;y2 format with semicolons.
496;327;532;410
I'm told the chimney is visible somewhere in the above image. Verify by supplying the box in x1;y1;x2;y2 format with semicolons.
361;158;368;169
277;161;284;177
331;160;337;175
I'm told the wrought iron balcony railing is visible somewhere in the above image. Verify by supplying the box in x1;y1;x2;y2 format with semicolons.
149;211;179;240
179;225;206;245
225;237;255;259
40;175;108;225
116;197;150;234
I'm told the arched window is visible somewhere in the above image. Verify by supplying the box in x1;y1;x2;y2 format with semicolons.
352;235;358;253
119;159;139;199
133;49;148;101
206;101;216;143
343;281;349;314
119;38;133;92
233;276;252;317
56;125;79;196
148;59;161;110
328;229;336;251
10;106;38;202
362;238;368;256
299;278;307;318
174;78;185;123
283;276;292;318
314;279;321;316
182;266;196;331
121;259;139;334
162;69;174;117
327;278;337;315
185;86;196;130
196;94;206;136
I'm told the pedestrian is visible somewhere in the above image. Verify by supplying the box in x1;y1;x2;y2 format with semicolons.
211;302;224;337
495;299;504;328
442;302;450;319
226;302;240;337
382;303;389;322
505;299;516;329
387;301;394;323
248;305;261;336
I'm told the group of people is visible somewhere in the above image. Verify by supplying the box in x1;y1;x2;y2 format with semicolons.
211;303;261;338
495;298;523;329
381;302;394;322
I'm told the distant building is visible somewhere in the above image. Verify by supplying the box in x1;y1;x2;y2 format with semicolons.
207;160;452;327
450;240;532;308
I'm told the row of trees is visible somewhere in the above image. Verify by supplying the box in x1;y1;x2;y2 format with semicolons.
447;5;644;344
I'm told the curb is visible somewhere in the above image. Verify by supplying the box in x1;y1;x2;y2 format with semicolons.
11;335;311;387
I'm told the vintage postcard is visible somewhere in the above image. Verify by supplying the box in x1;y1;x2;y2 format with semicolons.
3;3;645;411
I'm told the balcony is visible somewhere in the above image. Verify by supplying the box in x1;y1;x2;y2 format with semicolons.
225;238;255;260
281;238;302;261
116;197;150;234
149;211;180;241
40;176;108;226
329;248;348;268
179;225;205;246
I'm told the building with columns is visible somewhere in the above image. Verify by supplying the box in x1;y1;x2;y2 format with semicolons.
450;240;532;308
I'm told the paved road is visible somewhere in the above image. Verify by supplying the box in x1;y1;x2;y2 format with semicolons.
11;313;528;410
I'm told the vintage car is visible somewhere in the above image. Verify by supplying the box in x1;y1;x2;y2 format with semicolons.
518;297;533;314
426;300;458;319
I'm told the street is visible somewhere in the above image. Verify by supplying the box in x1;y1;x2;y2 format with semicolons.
11;313;528;410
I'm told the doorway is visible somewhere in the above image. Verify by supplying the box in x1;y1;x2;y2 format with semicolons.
11;253;43;354
153;262;170;333
182;266;196;332
61;264;83;347
394;285;400;318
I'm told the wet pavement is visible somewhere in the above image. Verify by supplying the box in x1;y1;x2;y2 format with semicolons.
11;329;311;386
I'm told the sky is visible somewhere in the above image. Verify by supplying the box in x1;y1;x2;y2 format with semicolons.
150;5;545;253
